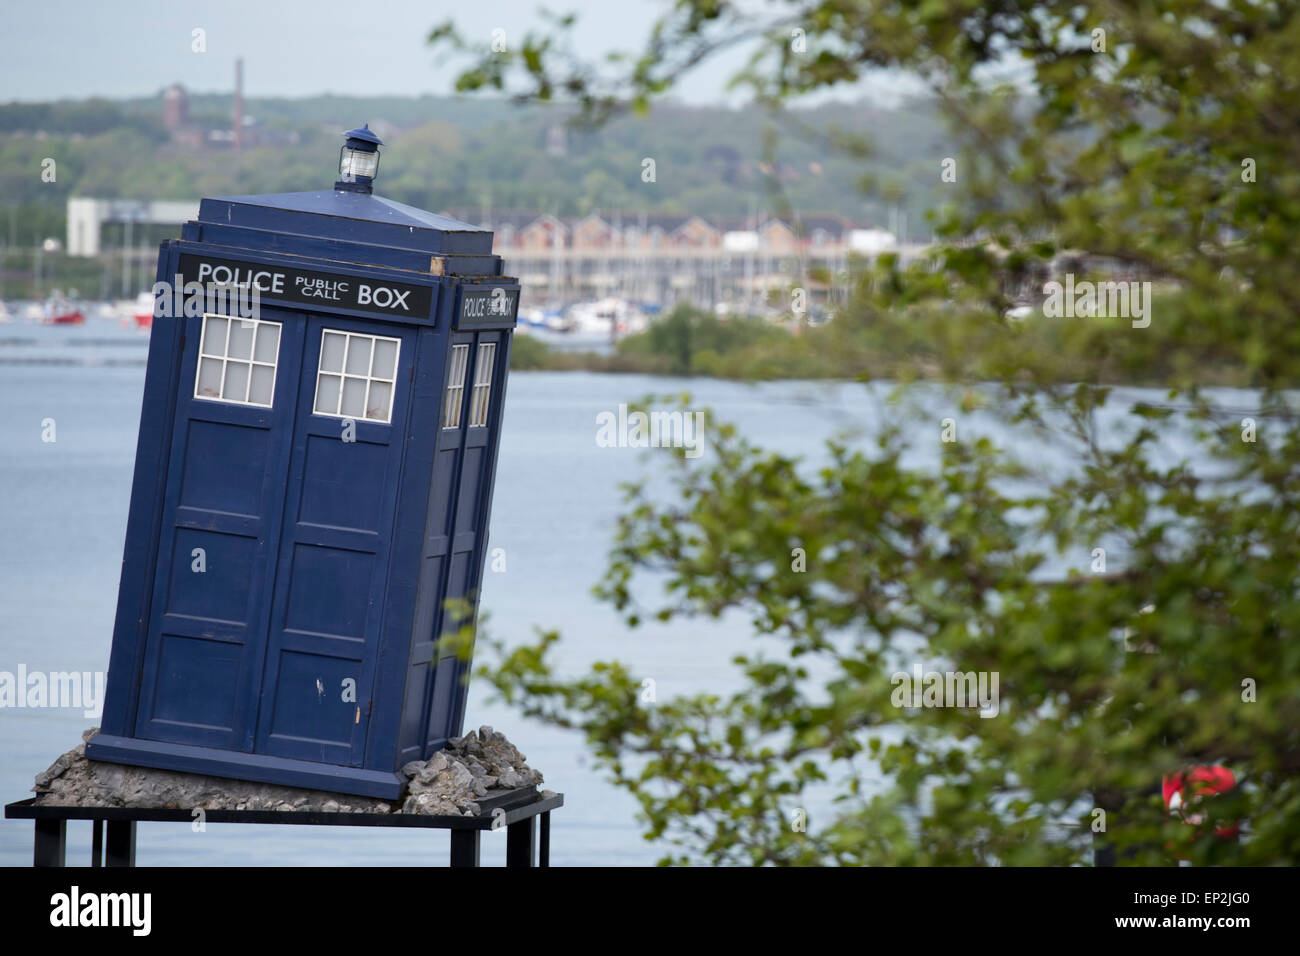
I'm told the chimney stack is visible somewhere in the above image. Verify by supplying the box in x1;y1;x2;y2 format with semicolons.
233;57;244;152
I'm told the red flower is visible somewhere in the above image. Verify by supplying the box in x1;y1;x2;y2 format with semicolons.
1163;765;1240;842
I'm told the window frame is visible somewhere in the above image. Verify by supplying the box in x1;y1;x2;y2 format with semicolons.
468;341;496;428
194;312;282;409
312;328;402;425
441;343;470;430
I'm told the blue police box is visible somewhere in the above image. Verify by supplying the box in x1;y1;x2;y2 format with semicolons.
85;127;520;798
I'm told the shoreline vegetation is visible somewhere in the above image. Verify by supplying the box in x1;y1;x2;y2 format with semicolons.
512;298;1271;390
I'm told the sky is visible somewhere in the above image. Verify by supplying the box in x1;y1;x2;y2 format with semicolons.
0;0;770;105
0;0;931;108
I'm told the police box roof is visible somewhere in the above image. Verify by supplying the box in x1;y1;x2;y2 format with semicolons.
198;189;496;257
189;189;504;277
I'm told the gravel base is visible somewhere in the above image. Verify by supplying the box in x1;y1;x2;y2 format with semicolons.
33;727;545;817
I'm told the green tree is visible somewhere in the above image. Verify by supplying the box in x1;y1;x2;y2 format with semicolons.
433;2;1300;864
617;304;790;376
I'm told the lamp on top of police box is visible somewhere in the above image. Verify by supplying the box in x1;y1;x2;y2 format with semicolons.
335;124;383;194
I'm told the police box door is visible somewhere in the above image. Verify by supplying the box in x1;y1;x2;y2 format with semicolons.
253;316;415;766
134;306;303;752
425;327;506;747
133;309;414;766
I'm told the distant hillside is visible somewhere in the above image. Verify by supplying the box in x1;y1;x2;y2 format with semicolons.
0;93;950;246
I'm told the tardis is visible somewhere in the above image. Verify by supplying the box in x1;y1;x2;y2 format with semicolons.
86;126;520;798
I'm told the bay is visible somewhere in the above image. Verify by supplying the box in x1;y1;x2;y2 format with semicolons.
0;322;1257;865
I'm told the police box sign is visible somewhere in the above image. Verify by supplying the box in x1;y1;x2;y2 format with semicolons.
456;287;519;329
177;254;432;319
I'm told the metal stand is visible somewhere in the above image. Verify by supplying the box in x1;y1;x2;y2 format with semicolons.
449;828;481;867
8;788;562;867
506;816;536;867
33;818;65;868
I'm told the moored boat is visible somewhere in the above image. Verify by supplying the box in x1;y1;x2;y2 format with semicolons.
40;294;84;325
131;291;153;328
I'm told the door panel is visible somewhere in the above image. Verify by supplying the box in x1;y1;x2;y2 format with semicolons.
425;331;506;746
254;317;415;766
135;309;303;750
421;336;470;748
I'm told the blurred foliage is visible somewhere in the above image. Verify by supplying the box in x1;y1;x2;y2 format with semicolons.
618;304;790;376
0;91;947;245
507;331;655;373
0;89;949;299
512;284;1277;388
483;395;1300;864
438;1;1300;864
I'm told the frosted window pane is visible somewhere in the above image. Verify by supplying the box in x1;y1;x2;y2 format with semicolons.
249;364;275;406
475;344;495;385
469;343;495;427
444;391;462;429
341;377;367;418
366;381;392;423
228;320;255;360
202;316;228;356
315;373;341;414
254;324;280;363
442;344;470;429
320;332;346;373
372;339;398;380
470;384;490;427
223;361;250;402
197;358;223;397
345;337;372;376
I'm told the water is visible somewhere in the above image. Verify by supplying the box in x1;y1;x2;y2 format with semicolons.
0;321;1262;865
